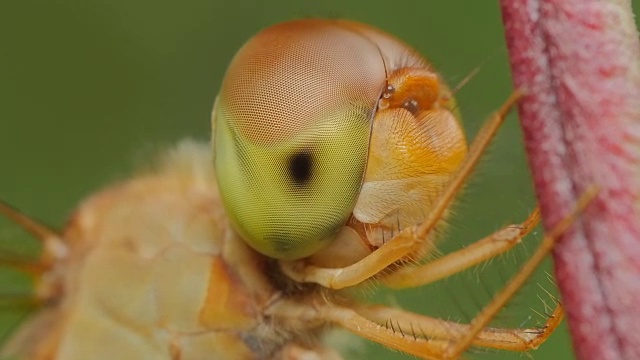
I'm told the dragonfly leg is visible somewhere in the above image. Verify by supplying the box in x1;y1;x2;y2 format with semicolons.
309;300;559;359
0;201;65;303
380;207;540;289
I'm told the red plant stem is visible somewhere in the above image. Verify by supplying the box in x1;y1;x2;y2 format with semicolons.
500;0;640;359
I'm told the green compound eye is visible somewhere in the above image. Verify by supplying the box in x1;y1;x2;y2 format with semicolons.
212;19;387;260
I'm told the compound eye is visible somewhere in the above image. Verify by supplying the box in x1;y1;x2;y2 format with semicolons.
288;150;313;187
213;20;386;260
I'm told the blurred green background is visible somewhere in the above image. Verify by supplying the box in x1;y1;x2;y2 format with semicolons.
1;1;638;359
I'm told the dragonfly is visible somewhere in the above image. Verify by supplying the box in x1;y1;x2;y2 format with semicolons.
0;19;572;359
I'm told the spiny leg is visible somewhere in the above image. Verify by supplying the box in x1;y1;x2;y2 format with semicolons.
380;207;540;289
269;297;558;360
443;187;598;359
0;200;64;302
0;250;48;277
0;200;64;268
0;201;59;242
354;302;562;352
267;298;452;360
280;91;523;289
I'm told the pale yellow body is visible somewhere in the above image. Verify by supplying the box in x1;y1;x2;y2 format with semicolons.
2;142;339;360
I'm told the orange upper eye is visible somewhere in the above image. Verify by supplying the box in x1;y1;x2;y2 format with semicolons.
219;20;387;145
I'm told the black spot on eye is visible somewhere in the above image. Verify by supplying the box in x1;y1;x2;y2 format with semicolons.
288;150;313;186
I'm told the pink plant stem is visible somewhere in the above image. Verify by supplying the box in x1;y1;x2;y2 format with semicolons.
500;0;640;359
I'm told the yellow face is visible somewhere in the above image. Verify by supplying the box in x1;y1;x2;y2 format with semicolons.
213;19;467;260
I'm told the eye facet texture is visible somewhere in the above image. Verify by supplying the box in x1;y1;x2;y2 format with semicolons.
214;20;385;259
213;20;388;259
